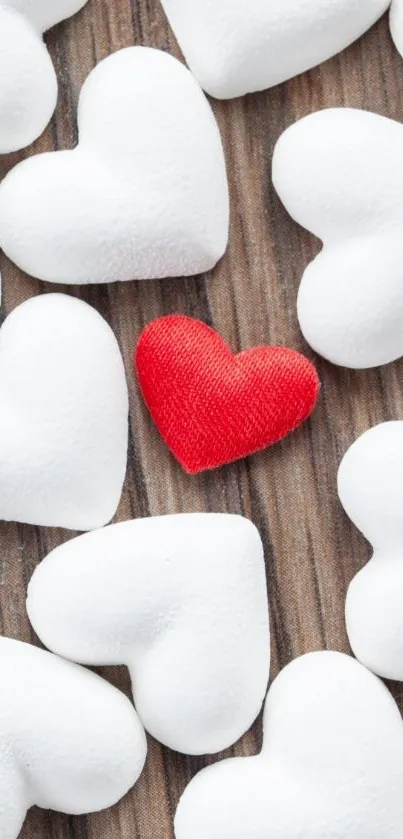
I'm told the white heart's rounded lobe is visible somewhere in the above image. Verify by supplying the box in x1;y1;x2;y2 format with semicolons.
0;294;128;529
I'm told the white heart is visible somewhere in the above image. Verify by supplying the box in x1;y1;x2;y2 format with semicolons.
0;46;229;284
338;422;403;680
390;0;403;54
26;513;270;755
160;0;390;99
273;108;403;369
0;637;146;839
0;293;128;529
0;0;88;153
175;652;403;839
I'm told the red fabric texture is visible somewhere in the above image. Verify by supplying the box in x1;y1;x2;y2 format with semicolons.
135;315;320;474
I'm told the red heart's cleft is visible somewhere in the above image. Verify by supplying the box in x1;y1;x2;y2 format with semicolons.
135;315;320;474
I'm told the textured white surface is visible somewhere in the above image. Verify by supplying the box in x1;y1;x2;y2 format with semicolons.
0;46;229;284
273;108;403;369
175;652;403;839
391;0;403;55
0;637;146;839
160;0;389;99
0;294;128;530
27;513;270;755
338;422;403;680
0;1;88;153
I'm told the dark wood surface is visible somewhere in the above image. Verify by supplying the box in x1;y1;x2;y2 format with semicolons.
0;3;402;837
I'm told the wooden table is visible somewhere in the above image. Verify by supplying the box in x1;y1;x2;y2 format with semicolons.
0;3;402;837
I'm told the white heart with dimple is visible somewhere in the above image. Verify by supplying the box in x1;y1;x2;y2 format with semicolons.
273;107;403;369
175;651;403;839
0;293;128;530
338;421;403;680
0;637;146;839
0;46;229;284
26;513;270;756
0;0;88;153
160;0;390;99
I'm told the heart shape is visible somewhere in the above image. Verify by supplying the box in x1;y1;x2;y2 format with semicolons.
0;293;128;530
160;0;390;99
175;652;403;839
0;638;146;839
338;421;403;681
273;108;403;369
27;513;270;755
0;1;88;153
135;315;319;473
0;46;229;284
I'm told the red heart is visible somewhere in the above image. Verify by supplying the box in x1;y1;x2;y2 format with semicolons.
135;315;320;474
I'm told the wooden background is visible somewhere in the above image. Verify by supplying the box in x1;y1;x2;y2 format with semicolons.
1;3;402;837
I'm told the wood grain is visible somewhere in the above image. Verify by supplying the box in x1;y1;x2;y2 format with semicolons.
0;4;402;837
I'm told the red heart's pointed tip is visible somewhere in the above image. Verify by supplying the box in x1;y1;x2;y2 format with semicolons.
135;316;320;474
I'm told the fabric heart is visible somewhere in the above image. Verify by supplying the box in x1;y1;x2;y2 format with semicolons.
175;652;403;839
273;108;403;369
0;0;88;153
160;0;390;99
0;293;128;530
0;46;229;284
135;315;319;473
